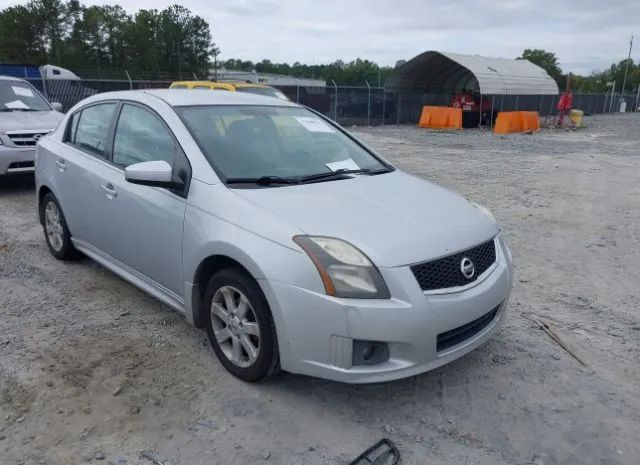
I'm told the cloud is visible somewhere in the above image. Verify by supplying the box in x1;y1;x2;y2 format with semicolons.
1;0;636;74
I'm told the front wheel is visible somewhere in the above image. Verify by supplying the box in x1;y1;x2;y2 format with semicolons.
204;268;280;382
41;192;79;260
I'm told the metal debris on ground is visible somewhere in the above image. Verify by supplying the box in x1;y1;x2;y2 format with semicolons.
535;319;588;367
563;320;597;330
140;450;165;465
350;438;400;465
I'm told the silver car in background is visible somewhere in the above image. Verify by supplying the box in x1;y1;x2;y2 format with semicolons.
0;76;63;175
35;90;513;383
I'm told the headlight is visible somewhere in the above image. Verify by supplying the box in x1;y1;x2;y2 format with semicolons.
293;236;390;299
470;201;497;224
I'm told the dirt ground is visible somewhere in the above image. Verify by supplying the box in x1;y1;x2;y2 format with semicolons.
1;113;639;465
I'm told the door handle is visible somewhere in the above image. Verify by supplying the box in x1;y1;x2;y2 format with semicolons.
56;159;67;172
100;183;117;198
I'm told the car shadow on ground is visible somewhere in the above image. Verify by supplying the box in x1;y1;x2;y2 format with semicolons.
0;174;35;193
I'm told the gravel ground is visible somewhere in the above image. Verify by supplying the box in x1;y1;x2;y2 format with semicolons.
1;113;639;465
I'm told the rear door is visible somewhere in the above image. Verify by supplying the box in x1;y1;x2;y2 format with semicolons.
92;102;190;297
52;102;119;243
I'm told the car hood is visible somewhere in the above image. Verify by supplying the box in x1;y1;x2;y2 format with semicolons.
0;110;63;132
232;170;499;267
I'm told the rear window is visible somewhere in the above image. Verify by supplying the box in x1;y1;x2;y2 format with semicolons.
69;103;117;157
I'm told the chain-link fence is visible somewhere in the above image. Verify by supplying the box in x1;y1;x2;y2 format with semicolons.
29;76;640;126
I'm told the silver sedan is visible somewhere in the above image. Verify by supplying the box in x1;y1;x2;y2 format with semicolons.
35;89;513;383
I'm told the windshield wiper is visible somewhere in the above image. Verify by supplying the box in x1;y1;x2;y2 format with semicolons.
367;167;394;175
298;168;371;184
226;175;299;186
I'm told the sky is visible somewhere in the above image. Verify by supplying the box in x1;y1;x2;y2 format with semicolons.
1;0;638;75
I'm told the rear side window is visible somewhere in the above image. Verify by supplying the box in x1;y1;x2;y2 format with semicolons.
71;103;117;157
171;84;187;89
112;104;175;168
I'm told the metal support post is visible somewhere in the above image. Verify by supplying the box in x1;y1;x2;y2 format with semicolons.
490;96;495;128
331;80;338;121
365;81;371;127
125;70;133;90
382;88;386;126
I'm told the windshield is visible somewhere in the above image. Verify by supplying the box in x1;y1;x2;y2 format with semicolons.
235;86;288;100
176;105;388;183
0;80;51;111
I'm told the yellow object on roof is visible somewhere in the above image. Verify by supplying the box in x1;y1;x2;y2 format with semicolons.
169;80;289;100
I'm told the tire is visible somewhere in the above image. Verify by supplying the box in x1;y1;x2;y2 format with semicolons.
41;192;79;260
204;268;280;382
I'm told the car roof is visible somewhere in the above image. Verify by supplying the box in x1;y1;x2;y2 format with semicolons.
91;89;300;107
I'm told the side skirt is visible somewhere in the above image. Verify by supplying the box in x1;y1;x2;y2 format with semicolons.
72;238;186;315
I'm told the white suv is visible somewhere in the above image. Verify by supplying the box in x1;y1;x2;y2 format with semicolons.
0;76;63;175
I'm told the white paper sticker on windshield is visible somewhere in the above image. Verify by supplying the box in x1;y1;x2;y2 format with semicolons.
326;159;360;172
294;116;334;133
5;100;29;109
12;86;34;98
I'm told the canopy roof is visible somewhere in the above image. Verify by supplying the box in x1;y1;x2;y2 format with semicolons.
387;51;559;95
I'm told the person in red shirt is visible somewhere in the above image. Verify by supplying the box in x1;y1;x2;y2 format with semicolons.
556;74;575;128
450;92;464;108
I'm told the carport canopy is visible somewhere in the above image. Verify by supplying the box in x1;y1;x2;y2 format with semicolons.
387;51;559;95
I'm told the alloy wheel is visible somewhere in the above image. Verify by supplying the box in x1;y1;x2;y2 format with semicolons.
210;286;261;368
44;201;64;252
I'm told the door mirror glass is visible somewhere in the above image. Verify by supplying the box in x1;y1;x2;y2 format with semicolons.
51;102;63;112
125;160;181;189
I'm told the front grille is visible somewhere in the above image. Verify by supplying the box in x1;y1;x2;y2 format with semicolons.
437;306;499;352
410;239;496;291
7;131;50;147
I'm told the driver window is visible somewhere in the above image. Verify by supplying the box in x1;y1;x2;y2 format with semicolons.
113;104;175;168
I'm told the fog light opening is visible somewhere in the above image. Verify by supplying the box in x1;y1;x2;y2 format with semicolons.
352;340;390;366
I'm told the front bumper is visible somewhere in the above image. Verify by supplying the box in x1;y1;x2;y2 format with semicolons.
261;236;513;383
0;145;35;174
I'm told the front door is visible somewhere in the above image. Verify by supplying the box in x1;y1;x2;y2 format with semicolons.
94;103;189;297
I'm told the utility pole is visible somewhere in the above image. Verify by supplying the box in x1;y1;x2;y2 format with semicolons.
620;35;633;111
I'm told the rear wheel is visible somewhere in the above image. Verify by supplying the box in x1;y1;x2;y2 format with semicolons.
204;268;280;382
41;193;79;260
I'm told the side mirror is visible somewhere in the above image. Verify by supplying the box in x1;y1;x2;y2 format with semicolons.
51;102;63;112
125;160;183;189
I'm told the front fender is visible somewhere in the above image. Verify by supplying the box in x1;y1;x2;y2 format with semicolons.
182;201;326;358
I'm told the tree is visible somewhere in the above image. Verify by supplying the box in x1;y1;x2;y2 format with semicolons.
0;1;217;78
222;57;394;86
34;0;69;65
0;3;47;63
519;49;563;87
125;9;162;74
